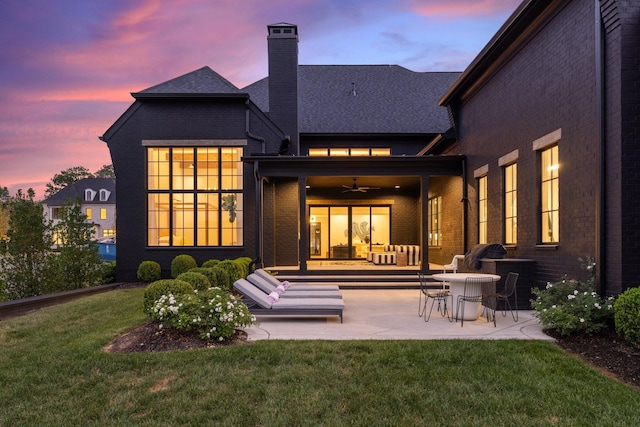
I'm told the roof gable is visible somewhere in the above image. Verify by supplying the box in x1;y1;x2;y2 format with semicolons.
135;66;243;95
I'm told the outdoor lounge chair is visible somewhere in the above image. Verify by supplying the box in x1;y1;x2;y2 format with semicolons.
253;269;340;292
246;273;343;298
233;279;344;322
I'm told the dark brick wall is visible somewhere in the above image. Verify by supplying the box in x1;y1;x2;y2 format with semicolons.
427;176;464;266
106;98;283;281
617;0;640;293
453;0;599;284
273;178;299;266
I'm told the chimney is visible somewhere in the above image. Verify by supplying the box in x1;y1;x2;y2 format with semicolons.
267;23;299;155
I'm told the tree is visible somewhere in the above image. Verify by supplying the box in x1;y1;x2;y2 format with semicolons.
0;189;54;299
49;200;104;293
94;164;115;178
45;166;94;198
0;186;9;245
44;165;115;198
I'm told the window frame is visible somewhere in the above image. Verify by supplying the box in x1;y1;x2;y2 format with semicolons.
427;196;442;247
146;145;244;247
503;162;517;245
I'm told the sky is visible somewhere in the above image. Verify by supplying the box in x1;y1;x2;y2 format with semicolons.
0;0;522;200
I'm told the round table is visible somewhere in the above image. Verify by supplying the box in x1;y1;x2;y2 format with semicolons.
432;273;501;321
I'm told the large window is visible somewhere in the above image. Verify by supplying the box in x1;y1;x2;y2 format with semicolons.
504;163;517;244
147;146;243;247
478;176;488;244
427;196;441;247
541;145;559;243
308;147;391;156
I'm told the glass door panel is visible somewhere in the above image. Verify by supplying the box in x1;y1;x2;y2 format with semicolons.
329;207;349;259
309;207;328;258
352;207;371;259
371;207;390;247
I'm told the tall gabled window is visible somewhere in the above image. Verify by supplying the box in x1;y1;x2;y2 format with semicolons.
427;196;442;246
99;189;111;201
478;176;488;244
146;145;244;247
504;163;517;244
541;145;559;243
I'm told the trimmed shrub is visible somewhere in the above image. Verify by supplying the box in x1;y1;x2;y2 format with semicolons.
211;267;231;291
202;259;220;268
171;254;197;278
177;271;211;292
137;260;162;283
188;268;218;287
234;257;251;277
143;279;194;313
216;259;243;283
614;287;640;347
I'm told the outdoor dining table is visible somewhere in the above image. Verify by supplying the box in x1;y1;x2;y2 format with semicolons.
431;272;501;321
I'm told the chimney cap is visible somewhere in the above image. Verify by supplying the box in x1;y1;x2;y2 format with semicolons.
268;23;298;38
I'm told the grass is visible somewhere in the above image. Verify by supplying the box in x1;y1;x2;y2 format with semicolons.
1;288;639;426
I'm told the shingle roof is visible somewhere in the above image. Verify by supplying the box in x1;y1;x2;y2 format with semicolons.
42;178;116;206
243;65;460;134
136;66;243;95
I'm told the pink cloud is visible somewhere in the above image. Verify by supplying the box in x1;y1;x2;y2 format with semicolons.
408;0;521;17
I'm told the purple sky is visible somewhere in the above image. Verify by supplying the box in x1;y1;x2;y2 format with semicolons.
0;0;521;199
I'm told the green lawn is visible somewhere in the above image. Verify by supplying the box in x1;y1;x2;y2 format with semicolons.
1;288;638;426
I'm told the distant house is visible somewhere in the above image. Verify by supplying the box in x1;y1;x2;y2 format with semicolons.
41;178;116;240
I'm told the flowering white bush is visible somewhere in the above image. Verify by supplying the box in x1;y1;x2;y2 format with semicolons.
531;258;615;336
150;287;256;341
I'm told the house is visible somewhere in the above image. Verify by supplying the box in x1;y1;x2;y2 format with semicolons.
41;178;116;240
436;0;639;296
101;0;639;297
101;23;462;281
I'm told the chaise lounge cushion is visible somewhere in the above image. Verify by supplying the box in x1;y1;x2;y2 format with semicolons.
253;269;340;291
247;273;343;298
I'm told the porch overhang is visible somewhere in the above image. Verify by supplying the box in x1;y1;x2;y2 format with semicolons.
243;155;465;178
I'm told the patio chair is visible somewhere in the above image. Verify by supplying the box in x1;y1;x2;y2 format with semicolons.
253;269;340;291
443;255;464;273
496;272;519;321
233;279;344;323
418;272;453;322
246;273;343;299
456;276;494;327
480;280;497;327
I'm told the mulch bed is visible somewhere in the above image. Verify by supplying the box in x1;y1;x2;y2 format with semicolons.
102;321;248;353
549;329;640;390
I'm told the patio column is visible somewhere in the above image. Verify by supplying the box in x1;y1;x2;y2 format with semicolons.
420;175;430;273
298;176;308;270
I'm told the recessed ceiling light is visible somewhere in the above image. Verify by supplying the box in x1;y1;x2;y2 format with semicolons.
394;185;400;189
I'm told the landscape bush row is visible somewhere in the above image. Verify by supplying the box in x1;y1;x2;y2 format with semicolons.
138;255;256;341
531;258;640;348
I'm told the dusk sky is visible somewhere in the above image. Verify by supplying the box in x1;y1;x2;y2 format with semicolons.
0;0;521;199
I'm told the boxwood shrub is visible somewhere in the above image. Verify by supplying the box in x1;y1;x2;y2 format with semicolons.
614;286;640;347
176;271;211;292
137;260;162;283
171;254;197;278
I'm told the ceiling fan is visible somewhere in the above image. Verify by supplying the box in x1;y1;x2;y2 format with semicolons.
342;178;380;193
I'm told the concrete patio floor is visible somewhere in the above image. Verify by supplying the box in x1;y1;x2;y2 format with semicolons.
244;289;555;341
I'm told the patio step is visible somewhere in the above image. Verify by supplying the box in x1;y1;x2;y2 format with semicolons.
268;271;439;289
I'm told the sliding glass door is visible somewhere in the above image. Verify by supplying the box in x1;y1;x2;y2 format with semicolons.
309;205;390;260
